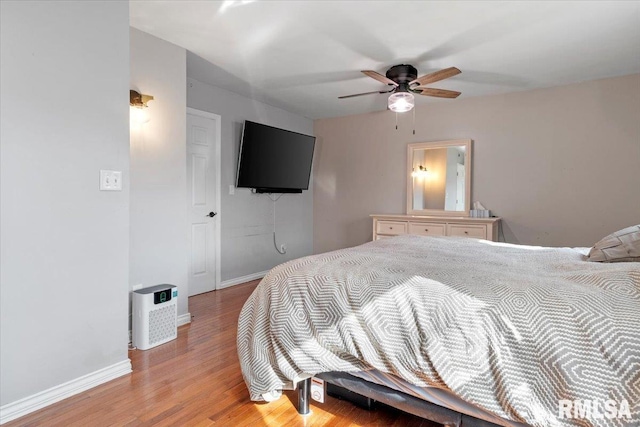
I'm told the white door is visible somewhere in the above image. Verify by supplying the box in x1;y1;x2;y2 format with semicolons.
456;163;465;211
187;109;220;296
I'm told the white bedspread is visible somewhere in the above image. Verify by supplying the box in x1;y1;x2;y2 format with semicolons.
237;235;639;426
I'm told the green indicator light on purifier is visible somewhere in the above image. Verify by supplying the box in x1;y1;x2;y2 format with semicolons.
153;288;173;304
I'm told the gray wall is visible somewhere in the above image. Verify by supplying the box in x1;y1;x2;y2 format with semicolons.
187;77;314;281
130;29;188;317
314;74;640;253
0;1;130;406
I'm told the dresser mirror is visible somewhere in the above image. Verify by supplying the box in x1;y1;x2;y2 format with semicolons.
407;139;472;216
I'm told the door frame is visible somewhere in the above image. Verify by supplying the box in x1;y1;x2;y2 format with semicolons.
187;107;222;291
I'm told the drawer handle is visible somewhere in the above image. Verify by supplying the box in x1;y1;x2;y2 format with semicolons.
425;228;428;232
390;227;393;230
464;231;468;234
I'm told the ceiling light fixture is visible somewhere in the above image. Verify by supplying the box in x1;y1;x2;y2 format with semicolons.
388;91;415;113
130;90;154;125
219;0;255;14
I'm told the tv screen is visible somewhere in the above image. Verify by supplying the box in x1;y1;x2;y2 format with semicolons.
236;121;315;193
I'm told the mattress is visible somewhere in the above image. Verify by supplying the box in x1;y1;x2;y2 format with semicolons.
238;235;640;426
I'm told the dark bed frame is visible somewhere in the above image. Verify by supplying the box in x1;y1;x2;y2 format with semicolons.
297;372;501;427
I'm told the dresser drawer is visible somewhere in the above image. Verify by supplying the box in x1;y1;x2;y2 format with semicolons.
375;235;394;240
408;222;446;237
448;224;487;239
376;221;407;236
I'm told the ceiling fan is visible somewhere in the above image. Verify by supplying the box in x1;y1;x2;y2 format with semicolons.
339;65;461;112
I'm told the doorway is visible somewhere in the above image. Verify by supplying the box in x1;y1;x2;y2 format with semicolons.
186;108;221;296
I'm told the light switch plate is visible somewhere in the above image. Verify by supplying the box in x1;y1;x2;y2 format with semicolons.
100;170;122;191
229;185;235;195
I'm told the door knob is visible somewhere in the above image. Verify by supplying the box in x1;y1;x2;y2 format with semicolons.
207;212;217;218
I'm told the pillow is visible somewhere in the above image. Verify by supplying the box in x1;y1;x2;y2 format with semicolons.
587;225;640;263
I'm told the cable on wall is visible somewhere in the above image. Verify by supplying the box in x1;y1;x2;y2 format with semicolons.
499;220;507;243
267;193;287;254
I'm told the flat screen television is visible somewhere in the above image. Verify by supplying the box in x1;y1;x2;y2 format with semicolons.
236;121;316;193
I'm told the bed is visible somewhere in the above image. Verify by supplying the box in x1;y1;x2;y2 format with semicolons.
237;235;640;426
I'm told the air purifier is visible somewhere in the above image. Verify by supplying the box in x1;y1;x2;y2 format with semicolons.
132;284;178;350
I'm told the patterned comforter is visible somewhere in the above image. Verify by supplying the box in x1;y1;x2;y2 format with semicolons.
237;235;639;426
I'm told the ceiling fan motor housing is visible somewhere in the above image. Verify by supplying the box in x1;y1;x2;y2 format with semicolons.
386;64;418;85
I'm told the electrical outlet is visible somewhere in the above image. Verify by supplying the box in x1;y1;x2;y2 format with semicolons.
280;244;287;253
229;185;235;195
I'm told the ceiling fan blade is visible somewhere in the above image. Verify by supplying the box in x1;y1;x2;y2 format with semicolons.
410;67;461;86
414;87;461;98
361;70;399;87
338;89;394;99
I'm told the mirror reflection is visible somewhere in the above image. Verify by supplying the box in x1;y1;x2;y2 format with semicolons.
411;145;467;212
406;139;472;216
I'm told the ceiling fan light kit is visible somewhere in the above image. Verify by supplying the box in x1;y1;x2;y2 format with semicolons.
388;92;415;113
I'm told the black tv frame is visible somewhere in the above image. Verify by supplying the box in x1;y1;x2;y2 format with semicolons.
253;188;302;194
236;120;315;194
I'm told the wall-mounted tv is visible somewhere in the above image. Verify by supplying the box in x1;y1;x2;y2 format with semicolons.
236;121;316;193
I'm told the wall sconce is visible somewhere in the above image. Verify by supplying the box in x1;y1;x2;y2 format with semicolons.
411;165;428;178
130;90;154;125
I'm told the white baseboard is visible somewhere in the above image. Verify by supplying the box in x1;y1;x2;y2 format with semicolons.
0;359;132;424
218;270;268;290
177;312;192;327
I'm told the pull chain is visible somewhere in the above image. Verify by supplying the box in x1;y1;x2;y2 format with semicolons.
393;109;416;133
412;107;416;135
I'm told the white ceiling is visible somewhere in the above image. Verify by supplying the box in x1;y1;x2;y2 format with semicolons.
130;1;640;119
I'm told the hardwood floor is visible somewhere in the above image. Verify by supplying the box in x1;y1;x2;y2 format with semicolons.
6;280;440;427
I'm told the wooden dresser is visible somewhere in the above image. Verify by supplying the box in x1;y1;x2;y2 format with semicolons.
371;214;501;242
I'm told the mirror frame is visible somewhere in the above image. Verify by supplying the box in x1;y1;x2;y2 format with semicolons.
406;139;472;217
